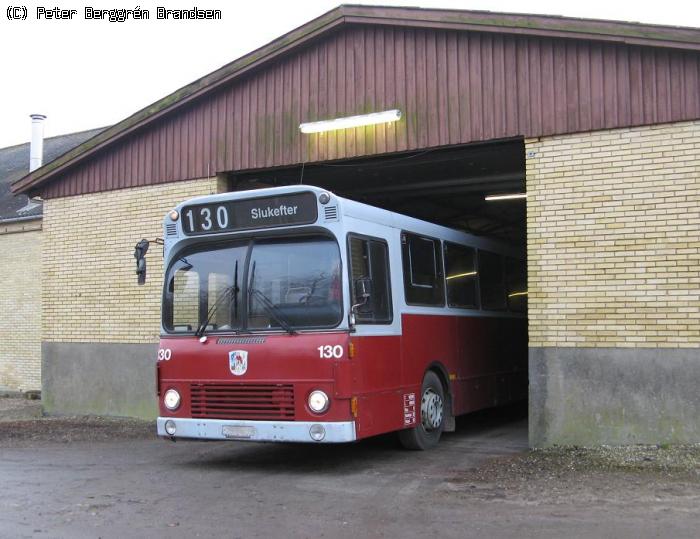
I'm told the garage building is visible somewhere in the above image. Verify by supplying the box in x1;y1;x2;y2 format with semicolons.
12;6;700;445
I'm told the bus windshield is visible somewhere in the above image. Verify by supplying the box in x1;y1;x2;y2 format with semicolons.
163;235;342;333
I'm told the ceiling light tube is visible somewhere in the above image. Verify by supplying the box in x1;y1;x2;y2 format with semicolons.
300;109;401;134
484;193;527;201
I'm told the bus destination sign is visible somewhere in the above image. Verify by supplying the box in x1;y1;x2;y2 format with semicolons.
181;192;318;235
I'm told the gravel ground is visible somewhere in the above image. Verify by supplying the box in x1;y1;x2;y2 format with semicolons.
446;444;700;506
2;399;699;538
0;416;155;445
0;395;153;443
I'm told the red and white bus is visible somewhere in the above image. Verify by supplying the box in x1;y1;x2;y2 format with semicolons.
153;185;526;449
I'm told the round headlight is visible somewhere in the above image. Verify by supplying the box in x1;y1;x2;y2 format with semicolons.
163;389;181;411
168;209;179;221
164;420;177;435
309;424;326;441
308;390;329;414
318;192;331;205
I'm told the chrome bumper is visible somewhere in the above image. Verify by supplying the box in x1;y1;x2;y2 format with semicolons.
157;417;356;443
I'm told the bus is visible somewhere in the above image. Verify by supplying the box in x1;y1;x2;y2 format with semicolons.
150;185;527;450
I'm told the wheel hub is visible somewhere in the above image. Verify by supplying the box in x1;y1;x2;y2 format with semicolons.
421;388;443;431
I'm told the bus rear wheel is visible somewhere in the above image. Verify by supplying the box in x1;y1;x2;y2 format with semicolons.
399;371;445;450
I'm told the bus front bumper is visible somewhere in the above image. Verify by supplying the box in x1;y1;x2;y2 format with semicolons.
157;417;357;443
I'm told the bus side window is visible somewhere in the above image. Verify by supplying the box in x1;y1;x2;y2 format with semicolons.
401;232;445;306
478;250;506;311
444;242;478;308
505;257;527;313
349;236;392;324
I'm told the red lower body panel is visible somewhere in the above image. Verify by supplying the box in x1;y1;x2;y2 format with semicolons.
157;313;527;442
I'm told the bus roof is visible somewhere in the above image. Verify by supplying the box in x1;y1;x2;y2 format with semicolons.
174;184;523;257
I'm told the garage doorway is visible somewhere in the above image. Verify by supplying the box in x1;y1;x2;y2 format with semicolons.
227;137;528;435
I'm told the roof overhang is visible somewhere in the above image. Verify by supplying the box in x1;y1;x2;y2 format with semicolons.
12;4;700;196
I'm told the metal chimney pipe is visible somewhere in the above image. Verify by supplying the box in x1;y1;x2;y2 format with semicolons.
29;114;47;172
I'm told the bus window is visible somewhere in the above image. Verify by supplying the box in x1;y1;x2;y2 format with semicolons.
349;236;392;323
172;269;199;331
208;272;234;328
401;233;445;306
247;236;342;329
478;251;506;311
444;242;478;308
505;257;527;313
164;242;248;333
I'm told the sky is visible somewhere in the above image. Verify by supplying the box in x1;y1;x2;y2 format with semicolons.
0;0;698;148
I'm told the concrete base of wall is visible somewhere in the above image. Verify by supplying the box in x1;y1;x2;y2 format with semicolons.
42;342;158;419
529;347;700;447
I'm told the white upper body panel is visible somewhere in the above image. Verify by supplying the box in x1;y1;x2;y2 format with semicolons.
162;185;525;336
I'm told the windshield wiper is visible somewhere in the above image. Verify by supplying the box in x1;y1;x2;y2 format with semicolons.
232;259;239;321
248;261;297;335
249;288;298;335
194;283;238;337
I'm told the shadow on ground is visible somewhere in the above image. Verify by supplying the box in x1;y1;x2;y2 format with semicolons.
175;401;528;474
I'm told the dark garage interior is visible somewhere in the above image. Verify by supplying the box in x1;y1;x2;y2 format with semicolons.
228;138;526;246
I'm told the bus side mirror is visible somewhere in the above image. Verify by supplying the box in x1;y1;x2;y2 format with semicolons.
134;239;150;285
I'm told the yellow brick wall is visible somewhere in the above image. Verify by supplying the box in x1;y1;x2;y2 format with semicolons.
0;220;42;391
526;120;700;348
42;177;224;343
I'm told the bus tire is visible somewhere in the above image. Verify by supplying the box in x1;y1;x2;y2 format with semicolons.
398;371;445;450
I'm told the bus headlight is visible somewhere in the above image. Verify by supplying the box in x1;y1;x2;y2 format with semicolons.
164;420;177;435
308;390;329;414
309;424;326;441
163;389;181;411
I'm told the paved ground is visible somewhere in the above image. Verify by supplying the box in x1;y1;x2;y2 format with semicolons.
0;400;698;538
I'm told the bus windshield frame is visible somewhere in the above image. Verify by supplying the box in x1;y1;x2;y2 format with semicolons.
162;233;344;335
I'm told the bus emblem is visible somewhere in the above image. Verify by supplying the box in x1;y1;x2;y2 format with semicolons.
229;350;248;376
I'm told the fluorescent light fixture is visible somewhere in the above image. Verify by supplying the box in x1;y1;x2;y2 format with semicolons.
446;271;477;281
508;291;528;298
300;109;401;134
485;193;527;201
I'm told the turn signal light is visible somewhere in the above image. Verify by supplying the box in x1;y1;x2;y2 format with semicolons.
351;396;358;418
348;341;355;358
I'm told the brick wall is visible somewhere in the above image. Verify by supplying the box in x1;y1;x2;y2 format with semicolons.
0;219;42;391
526;120;700;348
42;177;224;344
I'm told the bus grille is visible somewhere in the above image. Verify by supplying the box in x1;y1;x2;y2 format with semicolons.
190;383;295;421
